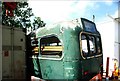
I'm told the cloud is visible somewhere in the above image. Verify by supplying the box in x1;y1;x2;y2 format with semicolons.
104;0;113;6
70;1;98;19
28;1;98;24
28;1;74;23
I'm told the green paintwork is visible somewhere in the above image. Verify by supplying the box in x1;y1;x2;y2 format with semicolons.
32;18;103;80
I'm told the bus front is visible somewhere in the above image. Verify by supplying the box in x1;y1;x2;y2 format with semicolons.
80;18;103;80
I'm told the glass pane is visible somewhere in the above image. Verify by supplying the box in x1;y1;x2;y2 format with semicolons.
83;20;96;32
96;37;102;54
81;35;88;57
88;36;96;54
40;36;62;57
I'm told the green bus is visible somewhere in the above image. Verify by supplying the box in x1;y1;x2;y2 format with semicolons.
31;18;103;80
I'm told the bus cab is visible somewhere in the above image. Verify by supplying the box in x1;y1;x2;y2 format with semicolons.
32;18;103;80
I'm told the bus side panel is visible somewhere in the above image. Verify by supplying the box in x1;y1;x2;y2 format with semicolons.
63;61;82;80
63;28;82;79
39;60;64;79
32;58;42;78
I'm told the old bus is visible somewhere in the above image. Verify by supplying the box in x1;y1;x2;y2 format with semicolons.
31;18;103;80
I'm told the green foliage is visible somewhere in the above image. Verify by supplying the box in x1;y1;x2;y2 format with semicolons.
33;17;46;30
2;2;46;31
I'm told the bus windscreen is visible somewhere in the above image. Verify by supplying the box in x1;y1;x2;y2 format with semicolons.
81;18;97;33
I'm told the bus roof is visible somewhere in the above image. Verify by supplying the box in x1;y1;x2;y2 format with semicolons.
36;18;99;38
36;19;82;38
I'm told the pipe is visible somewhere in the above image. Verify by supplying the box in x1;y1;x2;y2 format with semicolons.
106;57;109;77
93;15;95;22
11;27;14;79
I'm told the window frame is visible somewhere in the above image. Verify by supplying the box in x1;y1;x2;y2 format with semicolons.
39;34;63;60
81;18;97;33
80;32;102;59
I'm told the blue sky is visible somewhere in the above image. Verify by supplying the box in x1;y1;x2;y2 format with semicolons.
28;0;119;24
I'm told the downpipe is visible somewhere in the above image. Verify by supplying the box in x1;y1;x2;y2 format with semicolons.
11;27;14;79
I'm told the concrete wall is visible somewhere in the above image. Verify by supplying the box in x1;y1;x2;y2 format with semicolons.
2;25;26;79
0;25;2;81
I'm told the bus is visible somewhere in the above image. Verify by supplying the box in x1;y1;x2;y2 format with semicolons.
31;18;103;80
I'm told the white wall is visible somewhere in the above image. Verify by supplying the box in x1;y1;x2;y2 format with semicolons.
96;19;116;76
114;20;120;66
118;21;120;66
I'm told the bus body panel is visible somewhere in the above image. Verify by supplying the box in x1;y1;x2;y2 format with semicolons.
32;18;103;80
37;24;82;79
62;28;82;79
40;60;64;79
63;60;82;79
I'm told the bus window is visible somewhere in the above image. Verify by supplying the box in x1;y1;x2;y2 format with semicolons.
96;37;102;54
81;35;88;57
88;35;96;54
81;33;99;58
40;35;62;58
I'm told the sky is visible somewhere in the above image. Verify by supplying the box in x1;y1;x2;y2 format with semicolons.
28;0;119;25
